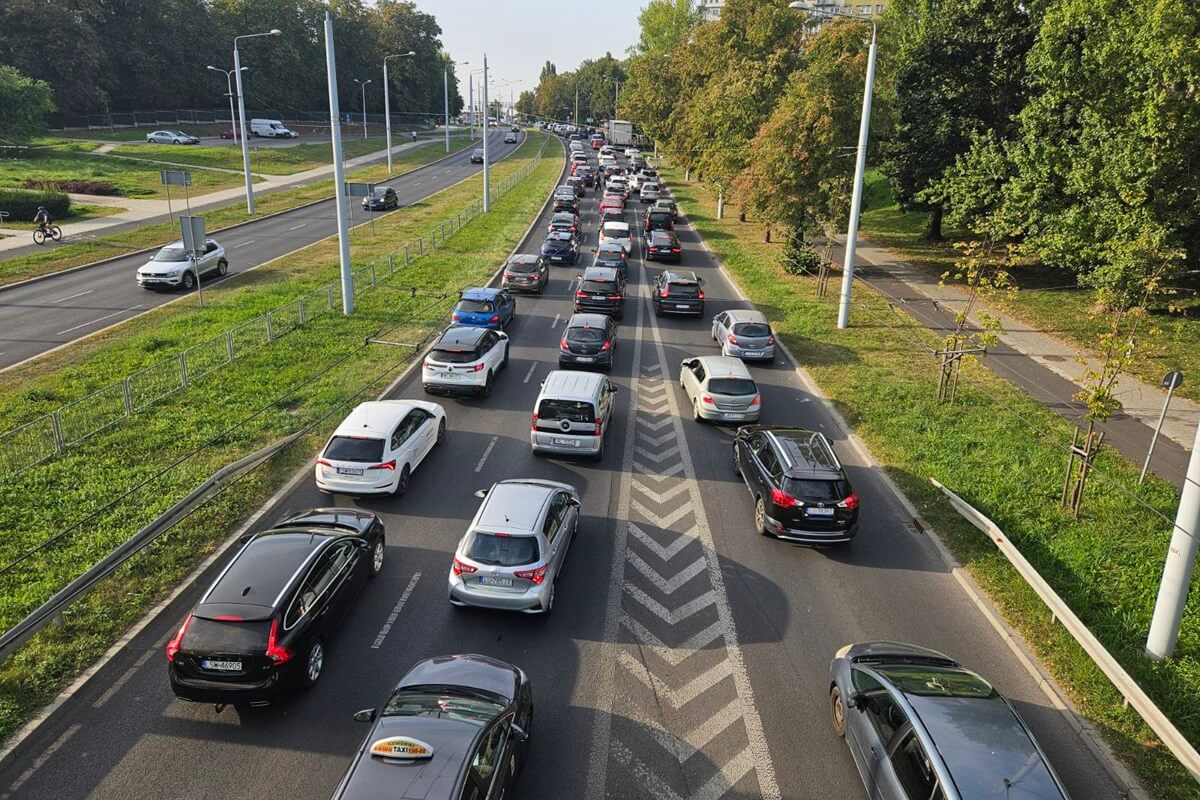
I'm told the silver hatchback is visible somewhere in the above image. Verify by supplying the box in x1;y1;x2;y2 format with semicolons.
680;356;762;423
448;479;581;615
711;309;776;361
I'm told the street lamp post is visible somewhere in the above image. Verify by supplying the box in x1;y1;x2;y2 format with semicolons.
383;51;416;173
354;78;372;140
790;1;876;329
482;54;491;211
446;61;468;153
206;65;247;144
322;12;353;315
468;68;484;141
232;28;281;214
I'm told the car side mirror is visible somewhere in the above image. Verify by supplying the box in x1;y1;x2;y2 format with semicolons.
511;724;529;743
474;488;489;499
237;531;258;545
353;708;376;723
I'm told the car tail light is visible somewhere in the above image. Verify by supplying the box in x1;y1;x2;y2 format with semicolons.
531;412;539;431
837;492;860;511
672;246;681;253
727;334;738;345
770;488;798;509
489;315;500;323
751;395;762;406
601;340;611;351
370;459;397;471
266;616;293;665
658;287;669;298
471;362;486;372
504;271;515;279
515;564;547;584
166;613;192;662
701;394;715;405
452;557;477;575
561;336;569;350
212;614;244;621
576;290;587;299
452;313;461;321
768;335;776;345
697;289;705;300
594;417;602;435
609;293;623;300
316;458;333;467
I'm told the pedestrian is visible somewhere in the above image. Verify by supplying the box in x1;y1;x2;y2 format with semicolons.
411;130;418;143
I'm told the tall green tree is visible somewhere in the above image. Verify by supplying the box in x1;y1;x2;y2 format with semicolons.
0;65;55;143
632;0;696;56
0;0;104;116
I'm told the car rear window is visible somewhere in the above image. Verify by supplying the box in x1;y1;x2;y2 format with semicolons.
568;326;608;343
581;279;618;293
649;211;671;221
431;347;480;364
506;260;538;273
668;283;700;297
324;436;384;462
707;378;757;396
464;532;540;567
537;399;595;422
457;299;495;313
183;617;271;652
783;478;851;503
733;322;772;337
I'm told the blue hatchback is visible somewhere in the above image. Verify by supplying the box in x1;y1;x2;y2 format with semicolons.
451;287;515;329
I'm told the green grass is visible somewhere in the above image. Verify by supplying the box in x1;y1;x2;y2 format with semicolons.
52;125;233;142
0;136;475;288
0;203;125;230
0;132;560;743
667;171;1199;799
858;170;1200;404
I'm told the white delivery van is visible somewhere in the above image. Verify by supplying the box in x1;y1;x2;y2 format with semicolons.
250;119;299;139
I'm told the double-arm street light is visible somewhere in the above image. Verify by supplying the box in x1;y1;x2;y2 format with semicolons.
206;65;247;144
789;1;876;329
232;28;281;214
383;51;416;172
353;78;372;141
468;68;485;140
446;60;468;152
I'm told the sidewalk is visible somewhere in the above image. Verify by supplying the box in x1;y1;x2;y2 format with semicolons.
0;136;437;257
846;239;1197;485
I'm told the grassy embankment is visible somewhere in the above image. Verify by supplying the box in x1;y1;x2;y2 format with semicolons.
666;169;1198;799
0;133;560;742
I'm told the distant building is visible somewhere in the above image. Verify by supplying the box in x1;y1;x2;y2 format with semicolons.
698;0;887;24
698;0;724;22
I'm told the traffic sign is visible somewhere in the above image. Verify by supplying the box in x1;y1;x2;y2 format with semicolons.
1162;370;1184;391
160;170;191;187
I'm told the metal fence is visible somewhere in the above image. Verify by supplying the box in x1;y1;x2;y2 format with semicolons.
0;135;550;480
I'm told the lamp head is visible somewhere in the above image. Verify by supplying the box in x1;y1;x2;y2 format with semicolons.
269;28;282;35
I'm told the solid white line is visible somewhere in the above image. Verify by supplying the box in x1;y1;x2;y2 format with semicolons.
287;223;306;231
56;305;143;336
232;240;254;248
53;290;92;303
551;312;561;328
473;435;499;473
523;362;538;384
370;572;422;650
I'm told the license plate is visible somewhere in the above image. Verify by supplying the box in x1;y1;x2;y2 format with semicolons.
576;356;595;363
742;349;762;355
336;466;365;476
201;659;242;672
806;507;835;517
675;304;691;309
437;373;462;381
723;413;745;420
552;437;579;446
478;576;513;587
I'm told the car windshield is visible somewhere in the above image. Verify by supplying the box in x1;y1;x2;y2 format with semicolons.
431;347;480;364
464;532;540;566
473;149;484;156
873;665;998;699
568;326;607;343
783;478;851;503
649;212;671;222
457;300;495;313
324;435;385;462
733;322;771;337
708;378;757;396
382;690;505;725
537;398;595;423
153;247;190;262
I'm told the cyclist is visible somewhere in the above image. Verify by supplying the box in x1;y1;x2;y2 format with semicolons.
33;204;53;234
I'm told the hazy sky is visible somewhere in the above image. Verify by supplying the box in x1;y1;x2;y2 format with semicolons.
416;0;645;99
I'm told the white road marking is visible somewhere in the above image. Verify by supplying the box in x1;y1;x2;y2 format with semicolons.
53;290;93;303
56;305;143;336
473;435;499;473
93;647;156;708
371;571;422;650
551;312;561;328
523;362;538;384
2;723;81;799
287;223;306;231
233;240;254;248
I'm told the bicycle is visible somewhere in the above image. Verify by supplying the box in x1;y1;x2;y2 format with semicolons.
33;224;63;245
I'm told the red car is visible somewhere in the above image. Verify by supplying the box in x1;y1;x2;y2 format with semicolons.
591;138;603;150
220;129;237;140
599;193;625;215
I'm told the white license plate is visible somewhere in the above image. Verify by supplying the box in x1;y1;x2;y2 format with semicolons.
723;413;745;420
576;356;595;363
437;373;463;381
742;349;762;355
478;576;513;587
806;507;836;517
675;304;691;309
336;466;365;476
201;659;242;672
552;437;579;446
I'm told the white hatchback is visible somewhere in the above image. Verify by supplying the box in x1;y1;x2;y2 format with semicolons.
422;326;510;396
315;400;446;496
599;221;633;253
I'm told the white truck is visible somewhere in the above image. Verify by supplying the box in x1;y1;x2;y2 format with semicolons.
607;119;636;148
250;118;299;139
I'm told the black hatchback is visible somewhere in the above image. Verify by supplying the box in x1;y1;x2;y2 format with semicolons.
362;186;398;211
167;508;385;706
575;266;626;319
733;426;859;544
646;230;681;262
560;313;617;370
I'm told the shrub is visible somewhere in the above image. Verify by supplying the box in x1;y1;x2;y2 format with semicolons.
21;178;117;196
781;235;821;276
0;188;71;220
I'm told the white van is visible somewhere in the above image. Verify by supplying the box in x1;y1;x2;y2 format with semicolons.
250;118;299;139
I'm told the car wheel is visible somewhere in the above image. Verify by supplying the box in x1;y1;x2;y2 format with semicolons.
831;686;847;737
370;537;385;577
733;448;741;476
437;418;446;444
481;371;494;398
181;271;196;291
654;304;663;317
217;259;228;276
394;465;411;497
754;496;769;536
301;638;325;688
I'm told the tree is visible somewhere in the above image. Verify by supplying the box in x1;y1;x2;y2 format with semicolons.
0;0;104;116
0;66;55;143
632;0;696;56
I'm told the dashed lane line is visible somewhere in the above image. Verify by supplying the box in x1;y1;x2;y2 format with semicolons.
474;435;499;473
1;723;80;800
53;290;93;303
371;572;422;650
523;362;538;384
56;305;143;336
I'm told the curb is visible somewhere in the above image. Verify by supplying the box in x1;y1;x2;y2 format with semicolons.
0;136;481;294
0;132;563;770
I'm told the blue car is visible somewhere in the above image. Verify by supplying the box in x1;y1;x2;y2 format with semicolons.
451;287;515;329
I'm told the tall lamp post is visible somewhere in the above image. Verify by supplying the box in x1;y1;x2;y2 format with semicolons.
790;1;876;330
482;54;491;211
383;51;416;173
354;78;372;140
446;60;468;153
468;68;485;140
232;28;281;214
206;65;247;143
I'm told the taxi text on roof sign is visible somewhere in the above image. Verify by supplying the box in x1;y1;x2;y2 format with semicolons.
369;736;434;760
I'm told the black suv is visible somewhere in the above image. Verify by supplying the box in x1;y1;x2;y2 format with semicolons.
593;242;629;280
646;230;681;262
553;194;580;215
732;427;859;544
644;207;674;233
167;508;385;705
575;266;626;319
653;270;704;316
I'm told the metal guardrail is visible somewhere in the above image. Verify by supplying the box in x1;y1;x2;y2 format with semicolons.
0;432;302;660
931;478;1200;785
0;134;550;480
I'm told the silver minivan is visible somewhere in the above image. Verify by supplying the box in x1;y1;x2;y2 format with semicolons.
448;479;581;615
530;370;618;459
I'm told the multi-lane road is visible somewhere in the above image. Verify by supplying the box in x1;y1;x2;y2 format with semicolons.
0;129;521;372
0;140;1128;799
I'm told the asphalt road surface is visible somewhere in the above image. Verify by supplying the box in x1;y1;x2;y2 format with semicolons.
0;129;520;372
0;141;1127;800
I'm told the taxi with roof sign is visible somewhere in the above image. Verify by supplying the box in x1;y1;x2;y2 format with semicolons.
331;654;534;800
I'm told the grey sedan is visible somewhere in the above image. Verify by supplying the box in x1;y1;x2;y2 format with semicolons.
830;641;1071;800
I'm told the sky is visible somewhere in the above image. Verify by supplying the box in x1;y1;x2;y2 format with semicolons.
415;0;645;100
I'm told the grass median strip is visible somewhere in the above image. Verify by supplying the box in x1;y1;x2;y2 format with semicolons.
665;170;1198;799
0;132;561;744
109;135;398;175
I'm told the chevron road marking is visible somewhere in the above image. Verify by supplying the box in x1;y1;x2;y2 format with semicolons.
613;740;756;800
633;459;686;478
637;415;674;433
627;551;707;594
634;444;681;464
625;585;718;625
631;479;691;506
631;497;695;529
637;429;679;448
628;523;698;562
618;651;734;710
621;615;726;667
636;696;745;765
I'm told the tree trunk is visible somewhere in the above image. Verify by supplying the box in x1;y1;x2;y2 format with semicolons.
738;211;746;223
925;205;944;241
764;228;771;243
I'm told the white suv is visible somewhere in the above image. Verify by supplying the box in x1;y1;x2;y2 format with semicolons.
136;239;228;291
422;326;510;397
